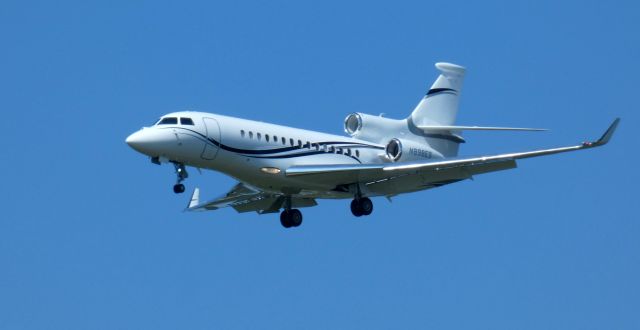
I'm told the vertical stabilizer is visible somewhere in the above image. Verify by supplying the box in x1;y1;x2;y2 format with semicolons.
410;62;466;126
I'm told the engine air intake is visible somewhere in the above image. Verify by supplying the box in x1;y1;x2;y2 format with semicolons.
344;113;362;135
385;138;402;161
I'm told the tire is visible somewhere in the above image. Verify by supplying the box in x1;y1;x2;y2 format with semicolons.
290;209;303;227
280;210;292;228
360;198;373;216
173;184;185;194
350;199;363;217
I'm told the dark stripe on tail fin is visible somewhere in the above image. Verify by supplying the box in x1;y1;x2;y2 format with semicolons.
426;88;457;96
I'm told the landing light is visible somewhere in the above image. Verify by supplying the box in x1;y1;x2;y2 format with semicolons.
261;167;281;174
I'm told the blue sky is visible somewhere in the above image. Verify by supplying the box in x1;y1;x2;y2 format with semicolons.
1;0;638;329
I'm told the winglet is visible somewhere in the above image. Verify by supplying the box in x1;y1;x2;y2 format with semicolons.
595;118;620;146
187;187;200;210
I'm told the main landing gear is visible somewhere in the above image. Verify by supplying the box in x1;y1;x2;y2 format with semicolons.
172;162;188;194
278;196;373;228
280;196;303;228
351;197;373;217
280;209;303;228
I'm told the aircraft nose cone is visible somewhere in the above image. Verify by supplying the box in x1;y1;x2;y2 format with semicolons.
126;131;144;151
126;129;157;155
126;128;178;156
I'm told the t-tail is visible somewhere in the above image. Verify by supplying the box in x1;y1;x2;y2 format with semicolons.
408;62;545;157
408;62;467;157
344;62;546;160
410;62;466;127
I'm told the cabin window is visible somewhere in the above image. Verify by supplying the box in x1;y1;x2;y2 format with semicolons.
180;117;194;125
273;136;278;143
240;130;245;138
290;138;294;146
329;146;334;152
158;117;178;125
337;147;342;154
305;141;310;149
355;150;360;157
265;134;270;142
257;133;262;140
282;137;286;145
346;148;351;156
297;140;302;148
249;131;254;139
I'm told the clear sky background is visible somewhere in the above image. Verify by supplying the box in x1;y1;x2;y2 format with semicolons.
1;1;638;329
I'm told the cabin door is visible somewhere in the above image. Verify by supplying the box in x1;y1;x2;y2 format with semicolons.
201;117;221;160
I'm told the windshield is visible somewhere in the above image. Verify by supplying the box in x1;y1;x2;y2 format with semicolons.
158;117;178;125
180;117;194;125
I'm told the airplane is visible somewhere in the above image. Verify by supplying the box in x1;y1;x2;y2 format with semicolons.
125;62;619;228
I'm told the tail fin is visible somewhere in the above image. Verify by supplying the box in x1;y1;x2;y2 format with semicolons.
409;62;466;126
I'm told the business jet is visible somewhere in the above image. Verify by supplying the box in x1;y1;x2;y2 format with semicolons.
126;62;619;228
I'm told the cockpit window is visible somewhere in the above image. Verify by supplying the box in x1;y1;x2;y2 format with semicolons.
158;117;178;125
180;117;194;125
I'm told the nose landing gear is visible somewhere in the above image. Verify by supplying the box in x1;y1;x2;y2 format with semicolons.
172;162;189;194
173;184;185;194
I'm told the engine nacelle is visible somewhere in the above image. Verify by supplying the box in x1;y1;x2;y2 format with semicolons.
344;112;405;144
384;138;438;162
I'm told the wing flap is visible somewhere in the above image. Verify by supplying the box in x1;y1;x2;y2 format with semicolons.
460;159;517;175
232;195;281;213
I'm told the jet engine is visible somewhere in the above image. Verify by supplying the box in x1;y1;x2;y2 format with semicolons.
344;113;405;144
384;138;437;162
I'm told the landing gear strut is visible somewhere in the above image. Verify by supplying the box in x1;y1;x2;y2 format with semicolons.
280;209;303;228
351;197;373;217
172;162;188;194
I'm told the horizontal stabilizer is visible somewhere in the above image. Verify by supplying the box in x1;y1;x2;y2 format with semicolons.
419;125;547;132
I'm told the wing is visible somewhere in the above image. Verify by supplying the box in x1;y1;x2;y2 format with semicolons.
186;183;317;214
286;119;620;188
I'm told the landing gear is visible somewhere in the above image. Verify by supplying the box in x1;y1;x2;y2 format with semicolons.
351;199;363;217
280;209;303;228
173;184;185;194
351;197;373;217
172;162;189;194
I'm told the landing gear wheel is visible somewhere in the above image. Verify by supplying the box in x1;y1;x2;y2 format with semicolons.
351;199;364;217
290;209;303;227
173;183;185;194
280;209;303;228
359;197;373;216
280;210;292;228
351;198;373;217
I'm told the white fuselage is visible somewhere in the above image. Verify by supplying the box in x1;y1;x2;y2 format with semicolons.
126;111;444;198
